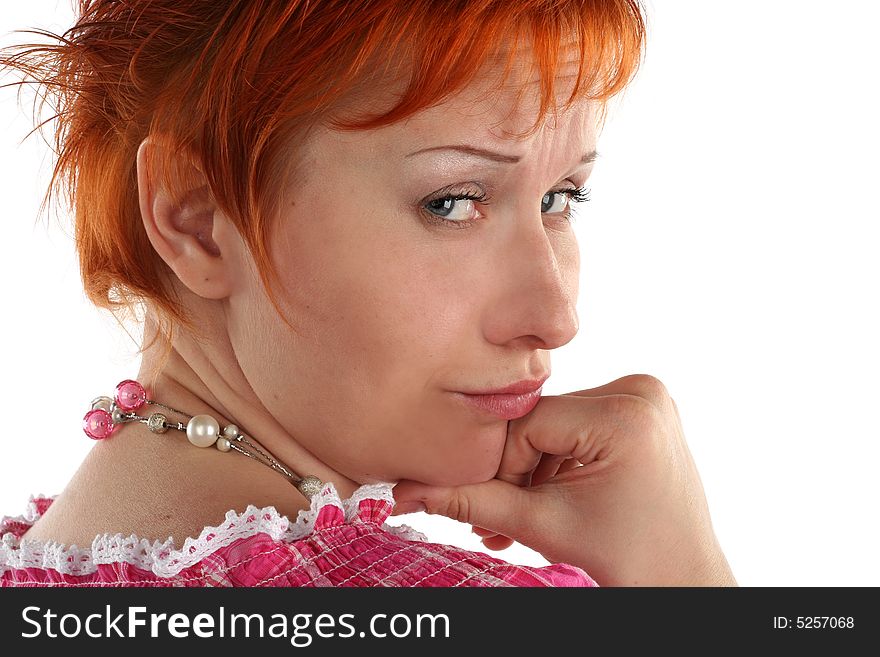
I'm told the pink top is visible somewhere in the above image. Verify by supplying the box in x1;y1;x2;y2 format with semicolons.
0;482;598;587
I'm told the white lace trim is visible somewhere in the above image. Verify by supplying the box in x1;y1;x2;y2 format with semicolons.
0;481;428;579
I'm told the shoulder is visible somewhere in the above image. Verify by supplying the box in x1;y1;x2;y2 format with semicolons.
1;483;598;587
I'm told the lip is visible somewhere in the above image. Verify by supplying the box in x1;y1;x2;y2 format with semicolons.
460;376;549;396
452;387;544;420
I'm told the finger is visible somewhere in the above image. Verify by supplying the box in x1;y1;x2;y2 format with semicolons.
497;373;674;487
391;477;538;539
530;452;567;488
562;373;673;414
498;393;629;486
533;455;584;487
481;534;515;551
472;525;516;549
670;396;682;422
471;525;497;538
495;420;542;487
557;457;582;474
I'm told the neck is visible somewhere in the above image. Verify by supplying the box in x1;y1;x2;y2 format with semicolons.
125;314;362;516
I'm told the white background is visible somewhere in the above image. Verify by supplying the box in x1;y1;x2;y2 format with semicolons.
2;1;878;586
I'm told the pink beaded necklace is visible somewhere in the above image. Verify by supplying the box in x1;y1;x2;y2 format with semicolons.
81;379;323;501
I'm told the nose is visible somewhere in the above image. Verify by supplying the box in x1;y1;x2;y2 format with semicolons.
482;219;580;350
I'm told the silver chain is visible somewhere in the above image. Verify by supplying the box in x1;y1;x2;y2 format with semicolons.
113;399;323;500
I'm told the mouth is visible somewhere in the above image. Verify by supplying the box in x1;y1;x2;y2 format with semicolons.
451;387;543;420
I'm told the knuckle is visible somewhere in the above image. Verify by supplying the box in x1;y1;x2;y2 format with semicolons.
440;491;473;525
601;392;667;447
602;391;654;420
617;373;672;409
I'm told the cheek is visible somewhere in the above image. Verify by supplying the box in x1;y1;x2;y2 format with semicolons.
338;251;514;483
558;230;580;298
231;207;509;485
322;282;510;485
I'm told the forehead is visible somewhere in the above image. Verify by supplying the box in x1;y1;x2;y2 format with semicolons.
403;90;596;151
400;51;595;147
318;44;597;158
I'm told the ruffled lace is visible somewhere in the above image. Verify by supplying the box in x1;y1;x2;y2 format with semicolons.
0;481;427;579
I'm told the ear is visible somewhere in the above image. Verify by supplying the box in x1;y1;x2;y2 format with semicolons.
136;137;236;300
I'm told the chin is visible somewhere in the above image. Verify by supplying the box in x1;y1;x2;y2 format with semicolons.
418;461;500;487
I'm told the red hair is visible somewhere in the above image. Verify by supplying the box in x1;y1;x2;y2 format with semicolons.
1;0;645;372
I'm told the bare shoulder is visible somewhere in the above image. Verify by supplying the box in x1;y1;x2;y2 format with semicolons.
19;476;190;548
19;440;217;547
18;426;311;548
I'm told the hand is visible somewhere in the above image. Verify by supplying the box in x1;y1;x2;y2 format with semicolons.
392;374;737;586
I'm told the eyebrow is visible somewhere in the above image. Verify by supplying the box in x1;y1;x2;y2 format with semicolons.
405;144;599;165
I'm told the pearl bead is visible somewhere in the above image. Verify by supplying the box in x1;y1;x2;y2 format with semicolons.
223;424;239;439
215;437;232;452
186;414;220;448
115;379;146;412
90;396;114;413
82;409;114;440
111;406;127;424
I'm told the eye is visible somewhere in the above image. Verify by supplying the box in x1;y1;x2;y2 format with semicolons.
424;195;483;222
541;191;570;214
548;186;592;224
420;184;591;229
421;185;490;229
541;186;592;216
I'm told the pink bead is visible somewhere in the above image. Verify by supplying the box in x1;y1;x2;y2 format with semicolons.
115;379;146;411
83;409;114;440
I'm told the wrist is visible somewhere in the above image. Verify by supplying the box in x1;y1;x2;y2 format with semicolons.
642;535;738;587
681;539;738;587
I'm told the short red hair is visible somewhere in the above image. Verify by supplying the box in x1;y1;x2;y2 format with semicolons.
1;0;645;364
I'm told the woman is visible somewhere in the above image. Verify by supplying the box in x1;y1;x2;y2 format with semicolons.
0;0;736;586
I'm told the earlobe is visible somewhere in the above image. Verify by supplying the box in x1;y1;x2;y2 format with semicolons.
136;138;233;300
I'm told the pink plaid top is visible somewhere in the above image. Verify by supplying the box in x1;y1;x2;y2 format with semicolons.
0;482;598;587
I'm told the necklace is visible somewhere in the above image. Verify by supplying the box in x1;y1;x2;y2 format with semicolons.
81;379;324;501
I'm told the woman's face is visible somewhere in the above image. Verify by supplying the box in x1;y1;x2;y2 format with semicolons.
228;70;596;486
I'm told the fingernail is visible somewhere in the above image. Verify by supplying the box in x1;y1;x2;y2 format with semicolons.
392;501;426;515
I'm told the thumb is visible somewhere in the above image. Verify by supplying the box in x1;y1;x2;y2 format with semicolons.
391;477;537;539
